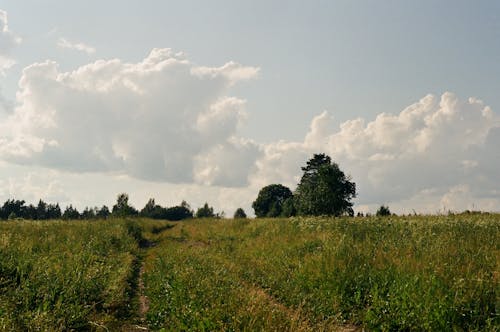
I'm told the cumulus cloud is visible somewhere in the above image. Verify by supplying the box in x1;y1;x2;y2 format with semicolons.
57;37;96;54
250;92;500;213
0;48;260;185
0;9;20;73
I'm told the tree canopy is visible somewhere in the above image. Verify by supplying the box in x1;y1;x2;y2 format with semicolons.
233;208;247;219
195;203;215;218
252;184;293;218
294;153;356;216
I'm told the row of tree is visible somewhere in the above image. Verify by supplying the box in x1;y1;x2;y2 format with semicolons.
1;153;393;221
0;193;248;221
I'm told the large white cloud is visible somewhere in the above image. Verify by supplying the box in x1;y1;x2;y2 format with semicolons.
0;48;260;185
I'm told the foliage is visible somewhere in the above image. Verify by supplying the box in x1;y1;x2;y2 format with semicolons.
252;184;293;218
195;202;215;218
96;205;110;219
62;205;80;220
233;208;247;219
112;193;138;217
280;197;296;217
294;153;356;216
164;202;193;221
376;205;391;216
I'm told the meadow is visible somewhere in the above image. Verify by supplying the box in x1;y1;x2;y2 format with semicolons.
0;214;498;331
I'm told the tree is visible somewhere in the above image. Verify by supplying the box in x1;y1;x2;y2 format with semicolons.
36;199;48;220
140;198;157;218
96;205;110;219
112;193;138;217
294;153;356;216
376;205;391;216
280;197;296;217
46;203;62;219
81;207;96;219
252;184;293;218
195;203;215;218
0;199;26;220
164;204;193;221
233;208;247;219
62;205;80;220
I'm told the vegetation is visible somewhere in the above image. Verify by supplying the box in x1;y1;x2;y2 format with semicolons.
252;154;356;218
233;207;247;219
0;214;498;331
376;205;391;216
294;153;356;217
0;218;140;330
195;202;215;218
252;184;293;217
143;214;498;331
0;152;497;330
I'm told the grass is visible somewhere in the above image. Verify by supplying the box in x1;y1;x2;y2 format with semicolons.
0;214;498;331
0;218;141;331
144;214;499;331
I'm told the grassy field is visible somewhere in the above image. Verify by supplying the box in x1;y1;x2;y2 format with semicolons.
1;214;498;331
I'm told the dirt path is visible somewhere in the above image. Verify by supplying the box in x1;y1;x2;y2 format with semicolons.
138;262;150;321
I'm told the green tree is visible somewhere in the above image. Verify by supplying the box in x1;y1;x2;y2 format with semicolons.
195;203;215;218
140;198;157;218
280;197;296;217
112;193;138;217
233;208;247;219
252;184;293;218
36;199;48;220
376;205;391;216
164;205;193;221
294;153;356;216
96;205;110;219
62;205;80;220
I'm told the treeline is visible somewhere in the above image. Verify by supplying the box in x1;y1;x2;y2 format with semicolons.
0;193;246;221
1;153;402;221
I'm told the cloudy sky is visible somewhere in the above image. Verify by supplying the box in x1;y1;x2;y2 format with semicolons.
0;1;499;215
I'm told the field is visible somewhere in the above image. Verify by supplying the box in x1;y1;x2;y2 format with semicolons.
0;214;498;331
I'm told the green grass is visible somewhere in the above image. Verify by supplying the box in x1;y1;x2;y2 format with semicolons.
0;214;498;331
0;218;141;331
144;214;499;331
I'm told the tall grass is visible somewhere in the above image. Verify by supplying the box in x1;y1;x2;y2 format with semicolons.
0;219;140;331
144;214;499;331
0;215;498;331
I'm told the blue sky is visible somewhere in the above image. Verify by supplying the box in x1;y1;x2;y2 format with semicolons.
0;1;499;214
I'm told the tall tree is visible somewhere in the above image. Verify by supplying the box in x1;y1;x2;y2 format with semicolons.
294;153;356;216
112;193;138;217
252;184;293;218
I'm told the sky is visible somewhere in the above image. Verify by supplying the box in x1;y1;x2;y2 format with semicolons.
0;1;499;215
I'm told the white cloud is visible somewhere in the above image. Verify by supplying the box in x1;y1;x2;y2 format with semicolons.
57;37;96;54
0;10;20;73
0;48;260;186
